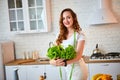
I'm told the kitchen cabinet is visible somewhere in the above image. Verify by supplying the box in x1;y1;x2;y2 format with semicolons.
5;64;66;80
5;65;27;80
88;63;120;80
26;65;66;80
46;65;66;80
26;65;45;80
7;0;51;33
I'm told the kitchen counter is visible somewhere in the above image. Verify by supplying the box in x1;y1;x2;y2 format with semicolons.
5;56;120;66
83;56;120;63
5;58;50;66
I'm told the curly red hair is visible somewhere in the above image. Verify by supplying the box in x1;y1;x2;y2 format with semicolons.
56;8;82;45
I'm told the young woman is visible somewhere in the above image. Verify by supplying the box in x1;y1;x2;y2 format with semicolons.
49;8;88;80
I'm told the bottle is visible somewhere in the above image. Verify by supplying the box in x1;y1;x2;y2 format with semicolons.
24;51;29;60
32;50;39;59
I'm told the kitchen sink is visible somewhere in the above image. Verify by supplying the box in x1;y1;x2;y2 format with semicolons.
36;58;49;62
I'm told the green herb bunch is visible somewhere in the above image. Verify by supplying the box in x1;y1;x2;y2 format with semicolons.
46;45;76;60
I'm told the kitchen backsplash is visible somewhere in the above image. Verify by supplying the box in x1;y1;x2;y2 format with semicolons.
0;0;120;59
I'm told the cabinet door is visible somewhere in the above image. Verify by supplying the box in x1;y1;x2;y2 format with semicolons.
18;65;27;80
5;65;27;80
46;65;66;80
7;0;51;33
26;65;45;80
88;63;120;80
5;66;17;80
8;0;24;32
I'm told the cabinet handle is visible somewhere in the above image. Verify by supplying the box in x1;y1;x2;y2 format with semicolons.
102;64;109;66
32;66;39;68
15;69;19;80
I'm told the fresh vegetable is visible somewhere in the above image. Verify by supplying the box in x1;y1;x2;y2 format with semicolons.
64;45;76;60
46;45;65;59
92;74;112;80
46;45;76;60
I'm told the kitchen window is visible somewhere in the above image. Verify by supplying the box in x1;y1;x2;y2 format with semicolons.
8;0;51;33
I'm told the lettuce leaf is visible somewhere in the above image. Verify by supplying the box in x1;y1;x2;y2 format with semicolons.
46;45;76;60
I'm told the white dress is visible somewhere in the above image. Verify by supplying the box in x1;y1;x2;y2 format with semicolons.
62;32;85;80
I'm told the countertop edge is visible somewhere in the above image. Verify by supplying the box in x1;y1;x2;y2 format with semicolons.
5;59;50;66
5;56;120;66
83;56;120;63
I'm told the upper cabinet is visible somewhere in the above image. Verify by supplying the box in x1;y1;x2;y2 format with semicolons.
8;0;51;34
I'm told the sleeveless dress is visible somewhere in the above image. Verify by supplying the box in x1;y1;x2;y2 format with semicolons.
61;32;85;80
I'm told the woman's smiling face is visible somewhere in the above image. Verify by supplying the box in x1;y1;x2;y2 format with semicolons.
62;11;74;28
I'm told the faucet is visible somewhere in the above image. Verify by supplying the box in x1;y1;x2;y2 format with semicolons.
49;42;54;48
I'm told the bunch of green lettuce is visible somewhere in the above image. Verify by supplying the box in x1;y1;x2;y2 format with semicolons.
63;45;76;60
46;45;76;60
46;45;64;59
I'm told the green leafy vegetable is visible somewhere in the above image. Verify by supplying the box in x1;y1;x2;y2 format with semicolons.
46;45;76;60
46;45;64;59
64;45;76;60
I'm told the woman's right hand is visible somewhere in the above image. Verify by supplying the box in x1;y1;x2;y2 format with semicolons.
49;59;65;66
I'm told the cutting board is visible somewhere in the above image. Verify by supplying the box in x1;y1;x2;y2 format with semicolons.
1;41;15;64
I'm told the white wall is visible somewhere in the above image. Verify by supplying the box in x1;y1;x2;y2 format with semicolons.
0;0;120;59
0;44;4;80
